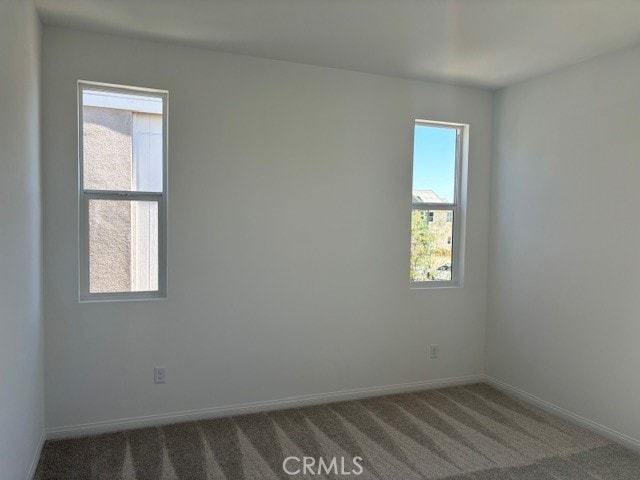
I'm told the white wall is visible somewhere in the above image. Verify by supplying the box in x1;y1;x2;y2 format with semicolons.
488;44;640;443
42;27;492;430
0;1;44;477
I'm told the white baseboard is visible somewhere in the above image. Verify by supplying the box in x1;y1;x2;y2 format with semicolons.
485;375;640;452
45;374;483;440
27;429;46;480
43;374;640;453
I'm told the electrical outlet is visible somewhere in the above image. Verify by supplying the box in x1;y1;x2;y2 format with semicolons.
430;345;439;359
154;366;166;384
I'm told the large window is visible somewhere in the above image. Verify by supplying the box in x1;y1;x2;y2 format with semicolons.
410;120;465;286
78;82;167;301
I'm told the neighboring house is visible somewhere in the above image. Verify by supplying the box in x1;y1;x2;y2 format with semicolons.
412;189;448;204
410;189;453;281
83;91;162;293
412;189;453;250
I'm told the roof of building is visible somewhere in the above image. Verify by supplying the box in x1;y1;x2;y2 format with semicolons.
412;190;448;204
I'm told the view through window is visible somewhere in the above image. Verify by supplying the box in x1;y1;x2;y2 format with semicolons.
411;121;461;284
79;83;167;300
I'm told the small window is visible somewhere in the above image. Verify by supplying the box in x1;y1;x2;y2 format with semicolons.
79;82;167;301
410;120;465;286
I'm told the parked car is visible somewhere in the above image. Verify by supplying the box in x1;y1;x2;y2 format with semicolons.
433;263;452;280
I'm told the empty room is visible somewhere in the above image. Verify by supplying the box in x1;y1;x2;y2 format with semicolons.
3;0;640;478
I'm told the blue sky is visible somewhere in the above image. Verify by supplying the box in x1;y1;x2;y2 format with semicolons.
412;124;457;202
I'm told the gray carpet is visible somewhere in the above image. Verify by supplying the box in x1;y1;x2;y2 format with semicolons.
34;383;640;479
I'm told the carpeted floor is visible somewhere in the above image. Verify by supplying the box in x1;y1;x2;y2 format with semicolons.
35;383;640;479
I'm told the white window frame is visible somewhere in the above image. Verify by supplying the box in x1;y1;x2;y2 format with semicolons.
78;80;168;302
411;119;467;289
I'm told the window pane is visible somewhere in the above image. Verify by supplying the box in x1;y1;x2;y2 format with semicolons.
88;199;159;293
412;124;457;203
410;209;453;282
82;89;163;192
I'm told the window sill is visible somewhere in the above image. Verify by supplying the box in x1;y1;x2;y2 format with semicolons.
79;292;167;303
410;281;462;290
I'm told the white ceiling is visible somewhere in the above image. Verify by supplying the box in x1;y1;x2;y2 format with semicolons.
35;0;640;89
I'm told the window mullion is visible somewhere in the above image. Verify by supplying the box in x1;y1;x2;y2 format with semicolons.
83;190;163;202
412;203;456;211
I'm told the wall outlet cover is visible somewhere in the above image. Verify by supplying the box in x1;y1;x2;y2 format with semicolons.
154;366;166;384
